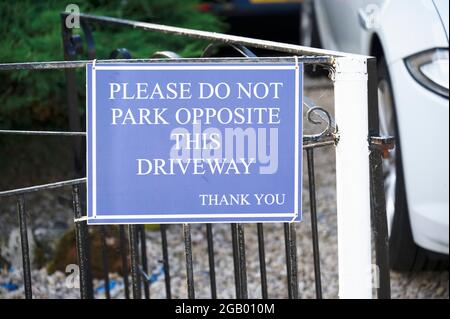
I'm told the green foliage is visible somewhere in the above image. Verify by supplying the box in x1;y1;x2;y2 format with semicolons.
0;0;226;128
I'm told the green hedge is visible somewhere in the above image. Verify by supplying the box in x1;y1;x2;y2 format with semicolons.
0;0;225;128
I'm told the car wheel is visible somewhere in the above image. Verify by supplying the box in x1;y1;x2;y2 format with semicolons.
378;56;448;271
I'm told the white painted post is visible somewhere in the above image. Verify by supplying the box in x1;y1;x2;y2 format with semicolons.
334;56;373;299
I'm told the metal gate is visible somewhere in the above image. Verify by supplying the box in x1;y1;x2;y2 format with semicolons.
0;12;393;299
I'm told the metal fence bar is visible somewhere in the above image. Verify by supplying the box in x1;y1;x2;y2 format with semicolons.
367;58;391;299
257;223;268;299
61;15;92;177
0;178;86;197
231;224;241;298
284;223;299;299
160;225;172;299
139;225;150;299
237;224;248;299
0;130;86;136
0;57;327;70
231;224;248;299
118;225;130;299
62;66;84;175
128;225;142;299
71;185;94;299
306;148;323;299
71;13;361;59
17;196;32;299
0;56;332;71
99;226;111;299
183;224;195;299
205;224;217;299
303;140;335;149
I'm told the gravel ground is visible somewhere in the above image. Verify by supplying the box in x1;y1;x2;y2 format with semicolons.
0;77;448;299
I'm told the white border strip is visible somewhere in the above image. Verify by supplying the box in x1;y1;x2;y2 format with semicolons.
86;65;89;219
292;56;300;222
92;213;295;219
95;65;296;71
92;60;97;218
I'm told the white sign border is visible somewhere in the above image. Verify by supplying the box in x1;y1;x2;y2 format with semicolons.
87;63;302;222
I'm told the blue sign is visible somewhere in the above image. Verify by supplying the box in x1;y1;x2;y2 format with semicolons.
86;62;303;224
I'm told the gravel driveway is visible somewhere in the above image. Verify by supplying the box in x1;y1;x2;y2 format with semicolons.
0;77;448;299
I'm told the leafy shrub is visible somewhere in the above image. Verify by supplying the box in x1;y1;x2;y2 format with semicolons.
0;0;226;128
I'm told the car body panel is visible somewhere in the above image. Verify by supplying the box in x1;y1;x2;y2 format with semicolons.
389;59;449;254
315;0;448;61
433;0;449;40
314;0;449;254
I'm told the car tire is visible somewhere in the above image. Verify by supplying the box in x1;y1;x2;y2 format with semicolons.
378;56;448;271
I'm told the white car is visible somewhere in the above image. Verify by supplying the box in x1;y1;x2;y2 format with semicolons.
307;0;449;271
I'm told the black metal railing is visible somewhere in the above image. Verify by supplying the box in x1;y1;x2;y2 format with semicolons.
0;12;391;299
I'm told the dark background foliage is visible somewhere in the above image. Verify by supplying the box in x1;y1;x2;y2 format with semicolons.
0;0;226;129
